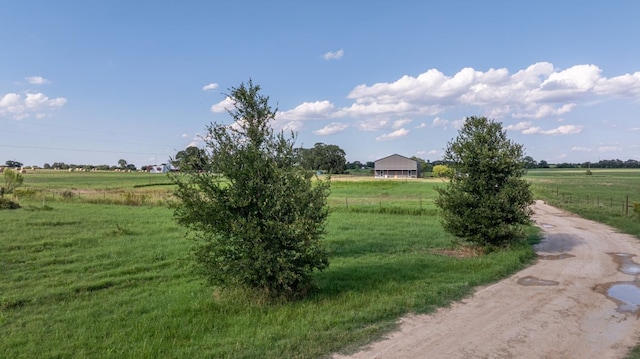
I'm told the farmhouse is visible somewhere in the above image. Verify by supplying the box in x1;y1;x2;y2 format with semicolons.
148;164;172;174
374;154;419;178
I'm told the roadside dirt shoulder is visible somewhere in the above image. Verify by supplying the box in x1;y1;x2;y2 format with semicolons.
334;200;640;359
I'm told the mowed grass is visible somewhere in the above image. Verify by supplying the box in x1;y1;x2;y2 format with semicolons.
1;173;538;358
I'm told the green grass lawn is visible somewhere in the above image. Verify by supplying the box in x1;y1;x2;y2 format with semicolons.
0;174;538;358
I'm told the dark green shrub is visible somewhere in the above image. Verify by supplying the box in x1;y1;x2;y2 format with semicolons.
0;198;20;210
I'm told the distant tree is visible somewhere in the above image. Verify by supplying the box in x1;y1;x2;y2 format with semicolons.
365;161;375;169
435;116;533;249
410;156;432;177
171;80;330;300
118;159;128;169
297;143;346;174
173;146;208;171
432;164;453;178
556;162;576;169
126;164;136;171
538;160;549;168
43;163;51;169
5;160;23;168
625;159;640;168
523;156;538;169
51;162;70;170
346;161;363;170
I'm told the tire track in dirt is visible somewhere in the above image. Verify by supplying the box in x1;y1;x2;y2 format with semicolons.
334;201;640;359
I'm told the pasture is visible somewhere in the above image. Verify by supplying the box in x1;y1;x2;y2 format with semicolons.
2;169;637;358
528;168;640;237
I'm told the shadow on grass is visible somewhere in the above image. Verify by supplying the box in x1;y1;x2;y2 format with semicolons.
315;256;434;296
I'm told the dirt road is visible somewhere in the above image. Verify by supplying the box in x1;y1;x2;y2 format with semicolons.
334;200;640;359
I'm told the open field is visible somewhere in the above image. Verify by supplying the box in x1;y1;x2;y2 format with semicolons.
528;168;640;238
2;169;639;357
1;170;537;358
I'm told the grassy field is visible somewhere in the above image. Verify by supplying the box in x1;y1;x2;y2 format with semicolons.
1;171;537;358
528;168;640;237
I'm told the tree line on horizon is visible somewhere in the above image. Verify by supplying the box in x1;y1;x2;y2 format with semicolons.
4;150;640;175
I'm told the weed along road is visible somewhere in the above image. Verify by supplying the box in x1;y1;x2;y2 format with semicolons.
334;200;640;359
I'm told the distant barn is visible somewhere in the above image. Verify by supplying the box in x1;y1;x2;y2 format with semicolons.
149;164;171;174
374;154;419;178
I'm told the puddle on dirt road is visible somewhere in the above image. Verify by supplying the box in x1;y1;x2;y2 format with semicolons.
538;253;576;260
596;253;640;314
608;283;640;313
609;253;640;275
517;276;559;286
595;281;640;314
540;223;555;228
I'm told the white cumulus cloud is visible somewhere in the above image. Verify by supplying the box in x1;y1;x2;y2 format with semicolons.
202;83;219;91
314;122;348;135
278;100;335;120
598;145;622;152
327;62;640;123
0;92;67;120
375;128;409;141
323;49;344;60
26;76;50;85
210;97;235;113
392;119;412;129
571;146;592;152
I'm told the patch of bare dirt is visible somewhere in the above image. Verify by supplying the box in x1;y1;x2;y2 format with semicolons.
333;200;640;359
431;245;483;258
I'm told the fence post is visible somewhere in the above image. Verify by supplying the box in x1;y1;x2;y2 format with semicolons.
626;195;629;216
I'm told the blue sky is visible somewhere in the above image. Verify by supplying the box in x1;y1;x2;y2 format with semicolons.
2;1;640;167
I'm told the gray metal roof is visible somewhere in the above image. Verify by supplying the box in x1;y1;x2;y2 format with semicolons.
374;154;418;170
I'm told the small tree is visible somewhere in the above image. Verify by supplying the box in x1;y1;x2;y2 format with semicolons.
171;80;330;300
432;164;454;178
2;169;24;209
435;116;533;248
173;146;209;172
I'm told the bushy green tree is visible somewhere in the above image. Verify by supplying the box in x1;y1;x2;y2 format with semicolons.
171;80;330;299
173;146;209;171
435;116;533;248
3;168;24;195
432;164;454;178
296;142;346;174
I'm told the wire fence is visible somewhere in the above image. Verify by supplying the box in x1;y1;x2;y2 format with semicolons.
533;185;640;218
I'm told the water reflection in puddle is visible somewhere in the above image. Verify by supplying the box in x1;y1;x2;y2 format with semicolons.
517;276;559;286
540;223;555;228
610;253;640;275
598;253;640;314
607;283;640;313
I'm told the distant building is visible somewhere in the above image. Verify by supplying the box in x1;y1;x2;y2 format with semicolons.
374;154;419;178
149;164;172;174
